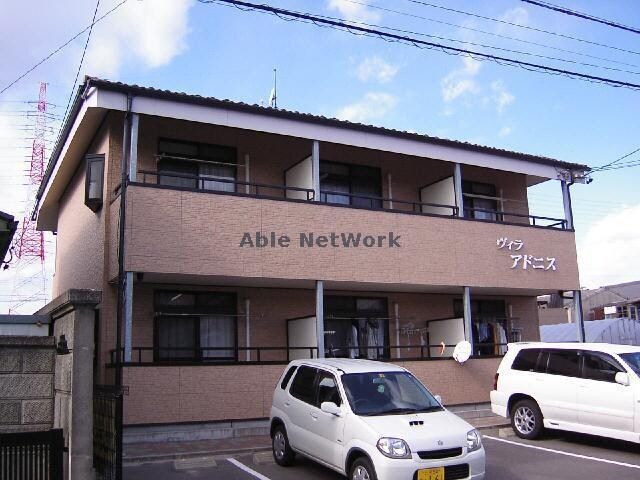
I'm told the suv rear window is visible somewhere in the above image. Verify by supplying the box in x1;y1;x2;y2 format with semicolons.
511;349;542;372
290;366;317;404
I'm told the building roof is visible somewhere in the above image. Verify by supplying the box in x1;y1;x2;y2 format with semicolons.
35;76;589;207
583;280;640;307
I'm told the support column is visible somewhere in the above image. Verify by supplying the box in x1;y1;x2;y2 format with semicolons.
454;163;464;218
128;113;139;181
245;298;251;361
463;287;473;352
316;280;325;358
573;290;585;342
394;302;400;359
312;140;320;201
123;272;133;362
244;154;251;194
387;173;393;209
561;180;574;230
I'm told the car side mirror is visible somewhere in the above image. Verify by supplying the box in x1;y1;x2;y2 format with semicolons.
435;395;442;404
321;401;342;416
615;372;630;386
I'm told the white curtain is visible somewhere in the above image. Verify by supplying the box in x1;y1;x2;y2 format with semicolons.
200;315;235;358
200;163;235;192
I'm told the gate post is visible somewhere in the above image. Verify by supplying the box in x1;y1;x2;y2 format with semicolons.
37;289;102;480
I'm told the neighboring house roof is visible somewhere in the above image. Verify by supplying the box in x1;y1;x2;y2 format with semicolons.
582;280;640;311
35;76;590;207
540;318;640;344
0;211;18;265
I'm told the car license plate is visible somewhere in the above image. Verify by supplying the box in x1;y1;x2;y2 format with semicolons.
417;467;445;480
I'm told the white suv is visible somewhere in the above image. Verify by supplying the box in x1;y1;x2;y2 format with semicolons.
491;342;640;442
270;358;485;480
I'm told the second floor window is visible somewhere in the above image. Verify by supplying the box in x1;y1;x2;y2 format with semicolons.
157;139;237;192
462;181;499;221
320;161;382;209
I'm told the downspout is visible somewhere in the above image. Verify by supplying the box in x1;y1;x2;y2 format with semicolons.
115;93;133;387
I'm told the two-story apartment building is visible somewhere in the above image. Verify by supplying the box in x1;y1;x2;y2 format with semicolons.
34;77;588;433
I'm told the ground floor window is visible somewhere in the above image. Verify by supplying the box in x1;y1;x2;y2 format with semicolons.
324;296;389;359
154;291;236;361
454;299;508;356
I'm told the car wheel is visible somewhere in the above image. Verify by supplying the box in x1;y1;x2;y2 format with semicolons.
272;425;295;466
511;399;543;439
350;456;378;480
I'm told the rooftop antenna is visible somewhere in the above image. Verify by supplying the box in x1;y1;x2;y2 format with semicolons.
268;68;277;108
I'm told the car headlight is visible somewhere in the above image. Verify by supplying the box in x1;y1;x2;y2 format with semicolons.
467;429;482;452
377;437;411;459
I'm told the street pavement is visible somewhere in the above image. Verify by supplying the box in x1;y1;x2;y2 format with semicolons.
125;428;640;480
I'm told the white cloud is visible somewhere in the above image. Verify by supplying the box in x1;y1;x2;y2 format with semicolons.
441;57;481;102
327;0;381;23
84;0;193;77
498;126;512;137
357;57;398;84
578;204;640;288
337;92;398;123
491;80;515;114
499;7;529;28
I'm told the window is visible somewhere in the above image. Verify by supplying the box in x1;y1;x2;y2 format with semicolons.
154;291;236;362
319;161;382;209
453;299;507;356
511;349;543;372
85;154;105;212
462;181;499;221
582;352;623;383
280;366;298;390
545;349;580;377
290;366;317;404
316;371;341;406
157;139;237;192
324;296;389;360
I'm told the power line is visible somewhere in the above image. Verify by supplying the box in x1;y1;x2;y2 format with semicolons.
200;0;640;90
590;147;640;172
60;0;101;133
343;0;640;70
0;0;129;94
402;0;640;56
307;1;640;76
521;0;640;35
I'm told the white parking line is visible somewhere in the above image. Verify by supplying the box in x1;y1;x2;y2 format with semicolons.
227;458;273;480
484;435;640;469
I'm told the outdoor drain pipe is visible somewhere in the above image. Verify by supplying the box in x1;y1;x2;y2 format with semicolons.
115;93;133;387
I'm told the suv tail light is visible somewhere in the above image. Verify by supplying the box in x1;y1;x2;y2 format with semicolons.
493;372;499;390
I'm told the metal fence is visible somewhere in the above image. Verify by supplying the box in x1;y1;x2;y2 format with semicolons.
93;386;123;480
0;428;64;480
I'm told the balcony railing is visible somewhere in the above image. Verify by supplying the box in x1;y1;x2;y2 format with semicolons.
108;343;507;366
135;171;568;230
138;170;315;200
319;189;459;217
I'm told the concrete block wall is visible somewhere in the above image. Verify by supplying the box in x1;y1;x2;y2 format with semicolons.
0;336;55;433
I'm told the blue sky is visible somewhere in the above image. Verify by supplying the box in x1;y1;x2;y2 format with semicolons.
1;0;639;311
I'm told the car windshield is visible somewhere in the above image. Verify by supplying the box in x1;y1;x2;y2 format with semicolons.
341;371;443;416
619;352;640;376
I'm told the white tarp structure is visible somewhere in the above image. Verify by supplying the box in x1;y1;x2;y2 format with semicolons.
540;318;640;345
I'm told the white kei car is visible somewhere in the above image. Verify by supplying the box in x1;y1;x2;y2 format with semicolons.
270;358;485;480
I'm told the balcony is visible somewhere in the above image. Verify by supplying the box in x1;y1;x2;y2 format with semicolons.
120;182;579;292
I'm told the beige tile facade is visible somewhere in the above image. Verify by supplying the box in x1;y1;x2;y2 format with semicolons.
47;112;580;424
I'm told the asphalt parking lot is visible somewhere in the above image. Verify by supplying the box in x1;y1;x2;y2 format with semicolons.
125;429;640;480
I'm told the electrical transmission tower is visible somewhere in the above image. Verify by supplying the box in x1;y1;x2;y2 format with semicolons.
8;82;50;313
